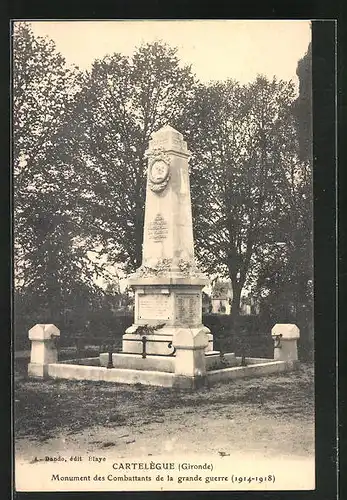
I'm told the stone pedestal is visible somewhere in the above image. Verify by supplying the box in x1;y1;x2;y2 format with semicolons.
28;324;60;377
123;279;213;355
122;125;213;385
271;324;300;361
173;327;209;389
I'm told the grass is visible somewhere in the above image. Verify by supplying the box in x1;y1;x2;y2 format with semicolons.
14;359;314;443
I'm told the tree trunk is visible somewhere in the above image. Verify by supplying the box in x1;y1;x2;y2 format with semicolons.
231;282;242;320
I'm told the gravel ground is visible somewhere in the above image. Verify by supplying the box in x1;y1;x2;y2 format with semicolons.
15;361;314;460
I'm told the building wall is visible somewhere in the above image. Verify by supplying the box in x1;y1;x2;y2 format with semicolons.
211;298;231;315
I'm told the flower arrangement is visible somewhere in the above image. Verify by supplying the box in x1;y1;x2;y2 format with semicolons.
135;258;172;277
177;258;202;277
133;323;165;335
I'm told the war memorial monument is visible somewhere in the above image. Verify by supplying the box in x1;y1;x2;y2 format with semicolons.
27;126;300;389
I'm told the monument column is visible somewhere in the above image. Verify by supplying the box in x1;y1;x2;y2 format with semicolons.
122;125;213;373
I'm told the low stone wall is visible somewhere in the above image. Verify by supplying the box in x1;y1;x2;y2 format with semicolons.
43;358;298;388
207;360;299;384
47;363;175;387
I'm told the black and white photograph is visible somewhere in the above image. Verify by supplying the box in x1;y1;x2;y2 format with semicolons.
13;19;316;492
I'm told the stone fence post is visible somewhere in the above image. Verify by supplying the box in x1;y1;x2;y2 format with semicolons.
28;324;60;378
172;327;209;389
271;324;300;362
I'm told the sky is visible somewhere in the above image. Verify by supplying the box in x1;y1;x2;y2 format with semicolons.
28;20;311;92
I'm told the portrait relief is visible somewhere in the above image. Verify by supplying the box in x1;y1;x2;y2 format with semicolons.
149;160;170;184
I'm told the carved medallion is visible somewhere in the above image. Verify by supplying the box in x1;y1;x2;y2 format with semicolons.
146;149;171;193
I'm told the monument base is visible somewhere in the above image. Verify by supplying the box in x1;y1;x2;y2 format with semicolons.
122;328;175;356
99;351;237;372
123;325;213;355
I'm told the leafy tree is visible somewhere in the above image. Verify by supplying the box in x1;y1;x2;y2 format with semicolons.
293;42;312;162
181;76;304;317
70;42;197;273
253;44;313;353
13;22;104;328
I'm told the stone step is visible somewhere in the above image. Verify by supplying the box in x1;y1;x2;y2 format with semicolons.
100;352;175;373
99;351;238;373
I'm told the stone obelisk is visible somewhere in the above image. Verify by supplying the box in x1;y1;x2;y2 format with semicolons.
122;125;212;385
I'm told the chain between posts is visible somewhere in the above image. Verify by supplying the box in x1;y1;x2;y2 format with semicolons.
273;334;283;349
73;333;117;368
73;322;176;365
141;336;147;358
140;336;176;358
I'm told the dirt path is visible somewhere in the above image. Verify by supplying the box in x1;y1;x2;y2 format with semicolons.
15;403;315;491
15;363;315;491
16;395;314;460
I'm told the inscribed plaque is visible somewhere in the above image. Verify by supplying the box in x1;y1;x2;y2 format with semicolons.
138;294;170;320
176;294;200;324
148;213;169;242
